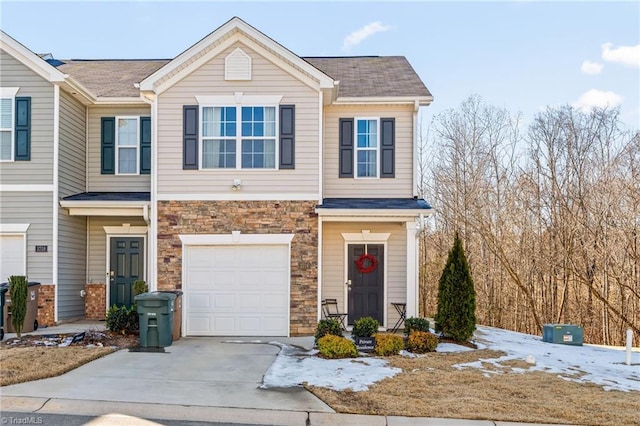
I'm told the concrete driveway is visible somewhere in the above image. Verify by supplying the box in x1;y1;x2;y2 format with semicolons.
1;337;333;412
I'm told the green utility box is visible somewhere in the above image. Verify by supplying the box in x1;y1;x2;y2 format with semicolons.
542;324;584;346
135;292;177;348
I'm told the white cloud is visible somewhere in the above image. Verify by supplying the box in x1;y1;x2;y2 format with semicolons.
342;21;391;51
580;60;603;75
572;89;623;110
601;42;640;68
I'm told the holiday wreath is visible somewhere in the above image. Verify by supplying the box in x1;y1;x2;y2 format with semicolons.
355;253;378;274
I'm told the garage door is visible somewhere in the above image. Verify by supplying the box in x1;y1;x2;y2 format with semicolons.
0;235;26;282
184;244;289;336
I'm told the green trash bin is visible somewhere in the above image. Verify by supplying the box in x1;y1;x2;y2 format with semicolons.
3;281;40;334
135;291;177;348
0;283;8;341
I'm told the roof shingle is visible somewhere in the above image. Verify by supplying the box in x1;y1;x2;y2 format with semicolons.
54;55;430;99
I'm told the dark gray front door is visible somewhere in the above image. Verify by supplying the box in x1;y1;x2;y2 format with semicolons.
348;244;384;325
110;237;144;308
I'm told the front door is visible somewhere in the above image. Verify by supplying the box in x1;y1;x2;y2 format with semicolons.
109;237;144;308
347;244;384;325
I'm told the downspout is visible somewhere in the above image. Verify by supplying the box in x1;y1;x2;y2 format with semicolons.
52;84;60;322
139;89;157;290
412;100;419;198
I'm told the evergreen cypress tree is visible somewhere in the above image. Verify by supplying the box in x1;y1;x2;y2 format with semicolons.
434;233;476;341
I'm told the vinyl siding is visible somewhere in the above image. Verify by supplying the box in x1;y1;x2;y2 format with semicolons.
87;217;147;284
321;222;407;328
59;90;86;197
157;42;320;196
87;105;151;192
323;104;414;198
0;51;55;184
57;209;86;319
0;192;53;283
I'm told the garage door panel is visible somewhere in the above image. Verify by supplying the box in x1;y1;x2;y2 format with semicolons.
0;235;25;280
185;244;289;336
187;316;211;334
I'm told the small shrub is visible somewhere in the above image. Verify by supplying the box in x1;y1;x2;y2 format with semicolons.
133;280;148;296
352;316;379;338
8;276;28;337
317;335;358;359
373;333;404;356
406;330;439;353
106;305;139;335
315;319;343;342
404;317;430;336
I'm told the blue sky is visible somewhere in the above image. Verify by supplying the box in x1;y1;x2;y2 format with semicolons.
2;1;638;129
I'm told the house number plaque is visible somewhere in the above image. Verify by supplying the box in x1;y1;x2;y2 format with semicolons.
35;245;48;253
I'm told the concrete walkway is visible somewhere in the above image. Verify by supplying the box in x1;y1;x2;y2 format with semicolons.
1;321;570;425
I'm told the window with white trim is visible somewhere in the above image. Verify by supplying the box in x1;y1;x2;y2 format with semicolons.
116;117;139;174
0;97;13;161
355;118;379;178
201;105;277;169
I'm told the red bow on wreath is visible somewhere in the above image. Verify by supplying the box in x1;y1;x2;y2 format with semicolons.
356;253;378;274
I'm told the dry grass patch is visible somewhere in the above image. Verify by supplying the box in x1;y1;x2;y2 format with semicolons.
308;349;639;426
0;346;115;386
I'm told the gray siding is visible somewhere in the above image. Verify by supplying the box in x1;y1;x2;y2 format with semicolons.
87;105;151;192
0;51;54;184
157;42;320;196
59;90;86;198
87;217;148;284
57;209;86;319
0;192;53;283
323;104;415;198
322;222;407;328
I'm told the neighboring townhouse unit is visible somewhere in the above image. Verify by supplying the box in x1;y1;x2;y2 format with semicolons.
0;17;433;336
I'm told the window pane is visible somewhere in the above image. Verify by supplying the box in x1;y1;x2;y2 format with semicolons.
241;139;275;169
118;147;136;173
356;119;377;148
117;118;137;146
241;107;276;137
0;131;11;160
357;150;377;177
0;99;11;129
203;107;235;138
242;122;252;137
203;139;236;168
265;107;276;136
242;107;252;122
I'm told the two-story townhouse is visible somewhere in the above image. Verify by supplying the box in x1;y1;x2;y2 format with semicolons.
0;17;432;336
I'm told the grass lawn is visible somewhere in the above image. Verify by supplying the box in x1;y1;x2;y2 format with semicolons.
307;349;639;426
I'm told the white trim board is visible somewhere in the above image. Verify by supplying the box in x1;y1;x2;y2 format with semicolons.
0;184;54;192
158;193;319;201
0;223;30;233
179;232;294;246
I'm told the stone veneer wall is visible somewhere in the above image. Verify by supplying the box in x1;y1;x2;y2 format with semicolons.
37;284;55;326
85;283;107;320
157;200;318;336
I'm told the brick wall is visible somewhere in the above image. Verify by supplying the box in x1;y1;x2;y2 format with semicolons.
85;283;107;320
157;200;318;336
37;284;55;326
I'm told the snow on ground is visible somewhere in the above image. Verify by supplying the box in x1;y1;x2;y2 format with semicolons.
258;326;640;392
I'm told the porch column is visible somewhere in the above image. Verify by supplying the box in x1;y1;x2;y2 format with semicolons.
406;220;419;318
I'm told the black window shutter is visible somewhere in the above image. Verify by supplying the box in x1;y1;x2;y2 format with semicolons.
140;117;151;175
100;117;115;174
279;104;295;169
339;118;354;178
14;97;31;161
183;105;198;170
380;117;395;178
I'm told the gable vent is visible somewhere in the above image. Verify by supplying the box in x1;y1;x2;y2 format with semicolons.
225;48;252;81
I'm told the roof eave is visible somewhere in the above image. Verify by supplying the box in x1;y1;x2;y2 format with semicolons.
315;208;434;217
1;30;67;83
334;95;433;105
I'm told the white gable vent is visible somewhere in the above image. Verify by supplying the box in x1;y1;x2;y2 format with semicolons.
225;48;252;80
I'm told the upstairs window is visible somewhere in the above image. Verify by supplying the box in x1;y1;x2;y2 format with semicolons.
116;117;139;174
0;97;13;161
355;118;379;178
200;105;276;169
0;87;29;162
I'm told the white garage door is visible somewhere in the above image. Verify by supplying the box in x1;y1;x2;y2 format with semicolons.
0;235;26;282
184;244;289;336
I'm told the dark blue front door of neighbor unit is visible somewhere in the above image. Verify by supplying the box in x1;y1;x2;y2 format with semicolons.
109;237;143;308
